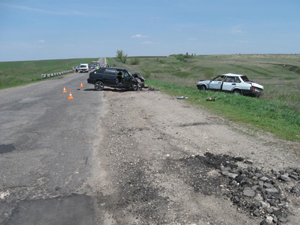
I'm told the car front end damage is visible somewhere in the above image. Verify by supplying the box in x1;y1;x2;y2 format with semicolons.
197;80;210;90
133;73;146;88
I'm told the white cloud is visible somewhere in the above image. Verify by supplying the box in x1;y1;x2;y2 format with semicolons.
231;26;244;34
39;40;46;43
0;3;89;16
142;41;153;44
132;34;148;38
187;38;197;41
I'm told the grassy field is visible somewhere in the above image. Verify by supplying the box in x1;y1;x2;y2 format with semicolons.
0;58;98;89
109;54;300;142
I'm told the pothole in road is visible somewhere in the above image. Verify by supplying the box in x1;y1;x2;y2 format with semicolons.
0;144;16;154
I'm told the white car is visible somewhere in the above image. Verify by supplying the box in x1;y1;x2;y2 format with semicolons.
197;73;264;97
79;63;89;73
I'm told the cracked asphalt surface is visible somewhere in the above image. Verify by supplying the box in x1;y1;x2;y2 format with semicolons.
0;72;104;225
1;73;300;225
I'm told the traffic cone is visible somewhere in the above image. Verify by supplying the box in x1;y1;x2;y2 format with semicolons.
80;82;84;88
63;87;67;93
68;92;73;99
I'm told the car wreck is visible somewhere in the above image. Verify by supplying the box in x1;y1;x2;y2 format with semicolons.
197;73;264;97
87;67;145;91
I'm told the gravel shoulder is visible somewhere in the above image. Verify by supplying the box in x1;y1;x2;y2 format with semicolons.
90;89;300;225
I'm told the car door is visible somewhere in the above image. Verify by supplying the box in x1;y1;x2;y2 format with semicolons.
90;68;104;81
121;71;133;87
222;76;237;92
208;75;225;90
103;69;117;85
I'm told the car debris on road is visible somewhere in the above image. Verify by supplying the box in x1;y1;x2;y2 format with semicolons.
177;96;188;99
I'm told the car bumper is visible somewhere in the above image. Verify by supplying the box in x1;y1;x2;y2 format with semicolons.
87;79;94;84
243;89;263;97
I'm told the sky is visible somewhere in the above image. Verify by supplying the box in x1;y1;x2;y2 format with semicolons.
0;0;300;62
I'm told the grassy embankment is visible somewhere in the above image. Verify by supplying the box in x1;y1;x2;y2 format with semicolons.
109;54;300;142
0;58;98;89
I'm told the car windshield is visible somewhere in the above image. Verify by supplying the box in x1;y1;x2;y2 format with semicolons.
80;65;86;68
241;76;250;82
121;70;132;77
123;71;132;78
213;76;225;81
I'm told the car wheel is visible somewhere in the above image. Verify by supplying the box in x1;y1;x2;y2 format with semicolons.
95;81;104;91
233;89;242;95
198;85;206;91
131;83;138;91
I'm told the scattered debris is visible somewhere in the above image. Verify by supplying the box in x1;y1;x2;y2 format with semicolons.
147;86;159;91
0;190;10;200
177;96;188;99
206;96;221;101
206;97;215;101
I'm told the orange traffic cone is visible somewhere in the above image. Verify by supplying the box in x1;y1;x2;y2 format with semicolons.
80;82;84;88
68;92;73;99
63;87;67;93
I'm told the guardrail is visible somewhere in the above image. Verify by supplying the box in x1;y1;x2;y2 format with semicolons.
41;70;73;79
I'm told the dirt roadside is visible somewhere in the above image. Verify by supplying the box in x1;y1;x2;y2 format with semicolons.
90;89;300;225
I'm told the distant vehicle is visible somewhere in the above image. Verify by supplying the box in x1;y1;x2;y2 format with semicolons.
79;63;89;73
87;67;145;91
197;73;264;97
89;64;95;70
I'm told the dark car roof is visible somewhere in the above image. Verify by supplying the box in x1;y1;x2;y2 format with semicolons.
92;67;128;73
107;67;127;71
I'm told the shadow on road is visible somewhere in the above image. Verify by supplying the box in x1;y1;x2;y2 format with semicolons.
83;88;133;93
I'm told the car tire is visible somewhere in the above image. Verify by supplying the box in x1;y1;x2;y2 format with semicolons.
131;83;139;91
95;81;104;91
233;89;242;95
198;85;206;91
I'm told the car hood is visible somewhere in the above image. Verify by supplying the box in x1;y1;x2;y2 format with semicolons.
246;82;264;90
197;80;210;85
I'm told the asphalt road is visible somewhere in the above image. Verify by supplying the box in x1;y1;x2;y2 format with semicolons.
99;57;106;67
0;69;104;224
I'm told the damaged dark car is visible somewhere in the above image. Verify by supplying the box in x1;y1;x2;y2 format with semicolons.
87;67;145;91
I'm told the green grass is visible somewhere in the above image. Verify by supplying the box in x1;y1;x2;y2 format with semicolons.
0;58;98;89
108;54;300;142
106;58;114;67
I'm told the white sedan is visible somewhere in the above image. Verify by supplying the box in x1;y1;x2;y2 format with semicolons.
197;73;264;97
